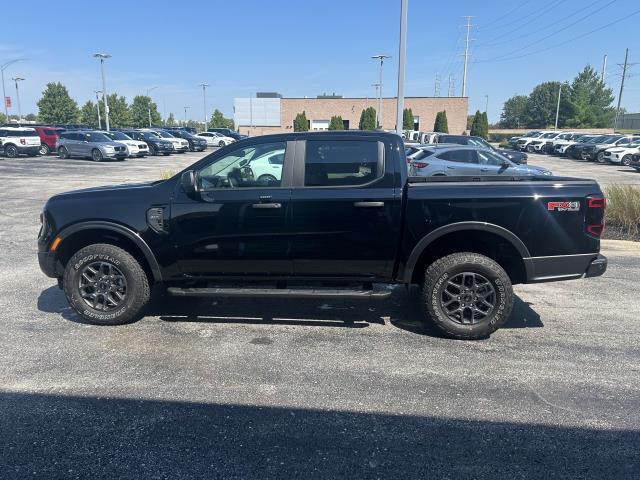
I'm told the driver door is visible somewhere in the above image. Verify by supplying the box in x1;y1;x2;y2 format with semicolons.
477;150;517;175
170;140;293;277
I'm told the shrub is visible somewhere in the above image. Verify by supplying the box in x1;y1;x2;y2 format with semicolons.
403;108;414;130
160;169;175;180
605;185;640;237
293;111;309;132
434;110;449;133
328;115;344;130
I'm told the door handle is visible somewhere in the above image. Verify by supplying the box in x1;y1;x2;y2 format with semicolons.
481;168;489;172
446;166;455;169
252;202;281;209
353;201;384;208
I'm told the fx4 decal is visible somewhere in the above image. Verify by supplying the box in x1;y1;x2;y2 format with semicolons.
548;201;580;212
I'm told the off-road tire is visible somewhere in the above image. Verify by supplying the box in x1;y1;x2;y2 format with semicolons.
422;252;513;340
63;243;150;325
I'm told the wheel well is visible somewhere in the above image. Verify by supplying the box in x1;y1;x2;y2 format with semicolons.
56;228;155;283
410;230;527;285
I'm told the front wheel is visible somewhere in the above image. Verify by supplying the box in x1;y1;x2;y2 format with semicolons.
148;144;157;156
596;151;606;163
5;144;18;158
421;252;513;340
91;149;103;162
63;243;150;325
526;145;535;153
622;155;632;166
218;140;225;147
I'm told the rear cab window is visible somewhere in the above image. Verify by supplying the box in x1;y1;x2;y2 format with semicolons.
303;140;381;187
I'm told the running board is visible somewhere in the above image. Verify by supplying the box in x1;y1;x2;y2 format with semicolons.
167;287;392;299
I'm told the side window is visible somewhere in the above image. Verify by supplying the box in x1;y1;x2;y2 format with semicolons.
477;150;506;166
438;149;476;164
198;141;286;189
617;138;630;145
304;140;380;187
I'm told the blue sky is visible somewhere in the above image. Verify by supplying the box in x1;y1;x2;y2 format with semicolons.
2;0;638;123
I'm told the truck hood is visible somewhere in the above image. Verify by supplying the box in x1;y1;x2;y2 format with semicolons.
50;180;160;199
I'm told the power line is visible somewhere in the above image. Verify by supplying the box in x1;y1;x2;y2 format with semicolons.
476;0;530;29
473;8;640;64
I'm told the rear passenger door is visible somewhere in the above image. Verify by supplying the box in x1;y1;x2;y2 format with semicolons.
64;133;81;156
435;149;480;175
288;137;401;279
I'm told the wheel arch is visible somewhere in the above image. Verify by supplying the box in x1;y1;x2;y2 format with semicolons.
403;222;531;285
56;221;162;283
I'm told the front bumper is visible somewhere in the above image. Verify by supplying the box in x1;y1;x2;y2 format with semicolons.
525;253;607;283
38;250;63;278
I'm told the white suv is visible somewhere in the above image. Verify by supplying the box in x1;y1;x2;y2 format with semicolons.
0;127;41;158
603;138;640;166
104;131;149;157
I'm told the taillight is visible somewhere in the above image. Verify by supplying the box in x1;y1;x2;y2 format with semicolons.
586;195;606;238
413;162;428;169
20;138;26;145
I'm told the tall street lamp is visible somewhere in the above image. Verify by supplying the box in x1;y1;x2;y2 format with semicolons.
371;54;391;128
198;83;209;132
93;53;111;131
183;106;190;125
1;58;25;118
12;77;24;122
94;90;102;129
395;0;408;134
146;86;158;127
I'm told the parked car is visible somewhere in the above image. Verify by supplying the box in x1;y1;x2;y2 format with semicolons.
0;127;42;158
103;131;149;158
552;134;595;156
207;128;247;141
409;146;550;177
513;131;556;151
525;131;563;153
630;152;640;171
33;126;65;155
434;134;528;164
566;135;608;159
141;129;189;153
197;131;236;147
164;129;207;152
155;126;198;135
56;131;128;161
120;130;174;156
602;140;640;166
38;131;607;340
507;130;541;149
590;135;640;163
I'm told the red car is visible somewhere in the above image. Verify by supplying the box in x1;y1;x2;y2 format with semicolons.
33;126;64;155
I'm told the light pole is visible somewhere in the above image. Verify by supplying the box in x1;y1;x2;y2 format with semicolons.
146;86;158;127
554;83;562;130
371;54;391;128
395;0;408;134
198;83;209;132
371;83;380;108
12;77;24;122
93;53;111;131
484;94;489;114
94;90;102;129
1;59;25;118
183;106;190;125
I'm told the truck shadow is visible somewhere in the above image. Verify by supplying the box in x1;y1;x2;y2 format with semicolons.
38;284;543;336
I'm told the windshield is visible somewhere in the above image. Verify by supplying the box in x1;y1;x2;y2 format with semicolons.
586;136;605;143
542;133;558;138
523;131;540;137
468;137;491;149
105;131;131;141
156;131;174;138
142;131;160;139
84;132;111;142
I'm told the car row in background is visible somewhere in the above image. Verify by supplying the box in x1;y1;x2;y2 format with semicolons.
508;130;640;167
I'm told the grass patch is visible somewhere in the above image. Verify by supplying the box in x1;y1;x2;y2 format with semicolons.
605;184;640;239
160;170;175;180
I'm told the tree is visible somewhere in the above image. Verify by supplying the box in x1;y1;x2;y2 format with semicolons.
25;113;37;122
565;65;615;128
433;110;449;133
402;108;414;130
103;93;130;128
166;113;176;127
208;109;234;129
499;95;529;128
0;112;5;124
479;111;489;139
328;115;344;130
293;111;309;132
129;95;160;128
467;114;475;130
37;82;79;124
470;110;482;137
80;100;100;128
526;81;565;128
358;107;377;130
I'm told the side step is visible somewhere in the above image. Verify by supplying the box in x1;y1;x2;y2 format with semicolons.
167;287;393;299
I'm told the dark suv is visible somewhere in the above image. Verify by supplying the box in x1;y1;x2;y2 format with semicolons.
435;134;528;164
163;129;207;152
207;128;247;141
120;130;174;156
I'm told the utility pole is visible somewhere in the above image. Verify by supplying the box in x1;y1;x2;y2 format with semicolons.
395;0;408;135
461;16;473;97
614;48;636;129
434;74;441;97
94;91;102;129
371;83;380;107
93;53;111;131
183;106;190;125
601;54;607;83
198;83;209;132
448;75;455;97
371;54;391;128
12;77;24;122
484;94;489;114
554;83;562;129
1;59;25;119
146;86;158;127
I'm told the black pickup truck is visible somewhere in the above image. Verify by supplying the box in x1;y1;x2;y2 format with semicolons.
38;131;607;339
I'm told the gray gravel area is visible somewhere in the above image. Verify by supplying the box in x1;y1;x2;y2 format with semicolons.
0;150;638;479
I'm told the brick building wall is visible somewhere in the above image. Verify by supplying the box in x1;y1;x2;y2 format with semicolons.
238;97;468;136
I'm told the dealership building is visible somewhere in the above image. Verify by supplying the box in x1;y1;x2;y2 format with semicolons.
233;93;468;136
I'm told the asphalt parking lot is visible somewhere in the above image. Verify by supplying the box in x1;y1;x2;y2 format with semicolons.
0;150;639;479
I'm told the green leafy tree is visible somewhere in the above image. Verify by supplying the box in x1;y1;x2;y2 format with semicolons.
128;95;159;128
80;100;100;128
328;115;344;130
499;95;529;128
104;93;131;127
37;82;79;123
433;110;449;133
526;81;565;128
166;112;176;126
402;108;414;130
208;109;234;129
358;107;377;130
293;111;309;132
0;112;6;124
565;66;615;128
25;113;37;121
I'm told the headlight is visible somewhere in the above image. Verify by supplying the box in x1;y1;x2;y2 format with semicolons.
104;146;115;151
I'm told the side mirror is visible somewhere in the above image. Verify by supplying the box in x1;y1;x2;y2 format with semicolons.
180;170;199;199
502;160;511;168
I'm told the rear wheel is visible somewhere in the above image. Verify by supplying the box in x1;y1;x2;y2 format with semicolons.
5;144;18;158
622;155;633;166
39;143;50;156
91;149;103;162
148;144;157;156
596;151;606;163
63;243;150;325
421;252;513;340
58;146;69;159
218;140;225;147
